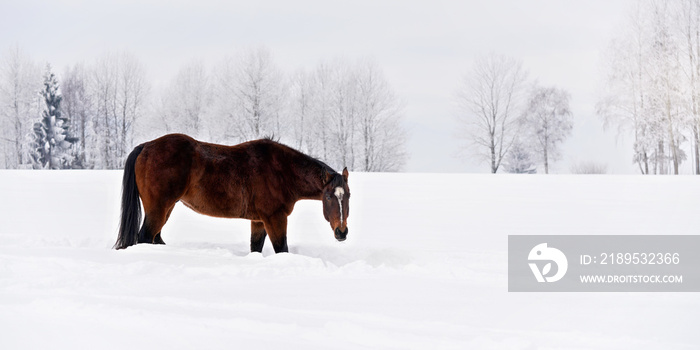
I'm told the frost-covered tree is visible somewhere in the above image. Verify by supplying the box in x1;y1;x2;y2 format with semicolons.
647;2;686;175
599;0;692;174
0;46;42;168
598;2;651;173
521;86;573;174
288;69;316;151
115;53;148;168
30;65;77;169
91;52;149;169
678;0;700;174
62;63;92;168
213;47;285;142
288;59;407;172
154;60;210;139
503;141;536;174
91;54;117;169
326;60;358;170
355;61;406;172
456;53;528;173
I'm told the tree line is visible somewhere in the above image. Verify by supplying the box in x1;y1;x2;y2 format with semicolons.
599;0;700;175
0;47;407;172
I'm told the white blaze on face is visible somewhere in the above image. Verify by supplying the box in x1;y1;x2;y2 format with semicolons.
334;187;345;225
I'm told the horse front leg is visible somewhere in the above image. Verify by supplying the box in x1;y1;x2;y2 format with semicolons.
250;221;267;253
262;214;288;253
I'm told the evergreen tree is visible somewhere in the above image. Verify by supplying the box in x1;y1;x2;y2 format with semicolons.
30;65;77;169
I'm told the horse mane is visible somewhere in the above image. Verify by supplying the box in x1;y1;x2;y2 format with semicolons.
254;137;341;184
261;135;280;143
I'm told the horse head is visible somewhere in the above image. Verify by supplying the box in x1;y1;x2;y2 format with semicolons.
322;167;350;241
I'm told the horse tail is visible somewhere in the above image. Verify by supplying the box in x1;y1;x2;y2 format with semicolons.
114;144;145;250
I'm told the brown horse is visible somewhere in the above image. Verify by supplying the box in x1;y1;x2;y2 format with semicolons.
114;134;350;253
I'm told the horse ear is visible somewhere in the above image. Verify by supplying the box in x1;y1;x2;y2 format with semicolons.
342;167;349;183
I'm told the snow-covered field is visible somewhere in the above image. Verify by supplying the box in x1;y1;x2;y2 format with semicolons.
0;171;698;349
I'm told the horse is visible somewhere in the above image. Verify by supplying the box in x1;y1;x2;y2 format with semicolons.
113;133;350;253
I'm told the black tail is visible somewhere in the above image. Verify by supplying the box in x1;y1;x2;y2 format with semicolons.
114;144;145;249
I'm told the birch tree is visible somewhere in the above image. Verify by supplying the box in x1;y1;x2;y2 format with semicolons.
677;0;700;173
92;53;118;168
288;69;316;151
91;52;148;169
293;59;407;172
62;63;92;168
213;47;285;143
521;86;573;174
355;61;406;172
456;54;528;173
597;2;653;174
115;53;148;168
599;0;697;174
155;60;210;139
0;46;41;168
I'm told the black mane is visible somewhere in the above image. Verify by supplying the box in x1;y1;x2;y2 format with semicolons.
255;137;341;182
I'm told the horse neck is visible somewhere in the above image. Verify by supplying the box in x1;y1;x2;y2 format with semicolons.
294;158;328;200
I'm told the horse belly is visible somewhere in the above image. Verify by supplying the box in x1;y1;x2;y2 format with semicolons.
180;189;254;220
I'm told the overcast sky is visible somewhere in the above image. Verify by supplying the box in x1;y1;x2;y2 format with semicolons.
2;0;651;173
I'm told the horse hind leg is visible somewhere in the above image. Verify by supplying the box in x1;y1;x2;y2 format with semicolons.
138;204;175;245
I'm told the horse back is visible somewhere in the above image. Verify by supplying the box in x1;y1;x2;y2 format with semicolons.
135;134;298;221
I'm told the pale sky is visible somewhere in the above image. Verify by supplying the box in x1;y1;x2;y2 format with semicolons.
2;0;652;173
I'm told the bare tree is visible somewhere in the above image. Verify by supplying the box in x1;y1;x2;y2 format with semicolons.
288;69;316;151
213;47;285;143
62;63;93;168
307;62;334;161
154;60;210;139
91;52;148;169
295;59;407;172
0;46;41;168
597;2;653;174
648;1;686;175
456;54;528;173
326;60;358;170
521;86;573;174
91;53;118;168
116;53;148;168
355;60;406;172
678;0;700;173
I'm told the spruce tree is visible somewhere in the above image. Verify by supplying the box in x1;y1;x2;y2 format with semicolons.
30;65;77;169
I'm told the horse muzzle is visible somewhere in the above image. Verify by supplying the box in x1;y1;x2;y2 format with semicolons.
334;227;348;242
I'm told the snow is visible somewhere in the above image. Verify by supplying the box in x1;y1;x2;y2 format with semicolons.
0;170;698;349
